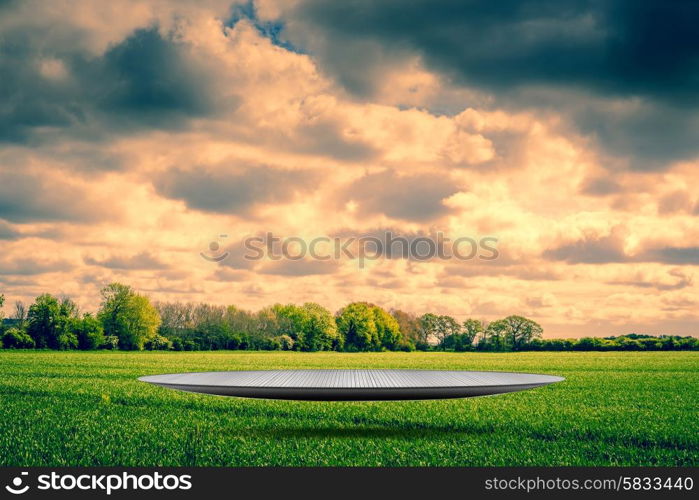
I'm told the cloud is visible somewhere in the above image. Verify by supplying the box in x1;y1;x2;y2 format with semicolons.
278;0;699;167
258;258;340;276
607;269;693;291
0;24;219;143
580;176;622;197
0;168;110;223
0;220;22;240
83;252;168;270
286;0;698;103
341;170;460;221
545;232;699;265
153;165;318;215
657;190;693;215
543;228;628;263
639;247;699;266
0;257;73;276
94;27;218;125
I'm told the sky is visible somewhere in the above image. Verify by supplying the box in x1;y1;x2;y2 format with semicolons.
0;0;698;337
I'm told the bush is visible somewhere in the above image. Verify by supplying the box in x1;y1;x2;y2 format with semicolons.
260;337;282;350
145;334;172;351
278;334;295;351
415;341;430;351
74;314;105;350
102;335;120;350
2;328;35;349
57;331;78;350
396;340;416;352
442;333;474;352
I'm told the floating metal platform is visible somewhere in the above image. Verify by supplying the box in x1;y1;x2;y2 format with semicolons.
139;369;564;401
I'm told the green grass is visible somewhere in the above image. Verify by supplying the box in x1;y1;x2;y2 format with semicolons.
0;351;696;466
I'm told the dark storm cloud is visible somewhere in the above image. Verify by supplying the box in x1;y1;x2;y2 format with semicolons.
291;0;698;102
0;25;217;143
153;166;318;215
0;169;109;223
284;0;699;167
83;252;169;270
95;27;214;124
342;170;459;221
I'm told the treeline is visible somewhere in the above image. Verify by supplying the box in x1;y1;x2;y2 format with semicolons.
0;285;697;352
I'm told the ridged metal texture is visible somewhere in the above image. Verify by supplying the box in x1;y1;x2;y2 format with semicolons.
139;369;564;401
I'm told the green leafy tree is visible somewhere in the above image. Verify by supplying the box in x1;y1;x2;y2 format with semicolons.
252;306;282;347
372;305;401;350
2;327;35;348
441;333;474;352
301;302;340;351
417;313;439;347
27;294;61;348
277;334;295;351
74;313;105;350
56;330;78;350
435;315;461;348
462;318;485;345
98;283;161;350
336;302;379;351
486;315;543;350
272;304;307;348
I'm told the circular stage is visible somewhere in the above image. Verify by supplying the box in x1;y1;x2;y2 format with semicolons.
139;369;564;401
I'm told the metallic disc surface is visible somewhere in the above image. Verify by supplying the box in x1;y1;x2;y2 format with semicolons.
139;369;564;401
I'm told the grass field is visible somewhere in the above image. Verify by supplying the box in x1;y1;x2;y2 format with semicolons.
0;350;696;466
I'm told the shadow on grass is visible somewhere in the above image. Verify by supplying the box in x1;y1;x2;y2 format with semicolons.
238;423;492;439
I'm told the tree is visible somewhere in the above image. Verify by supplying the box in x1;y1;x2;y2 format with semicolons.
336;302;379;351
154;301;194;338
27;294;61;348
372;305;401;350
441;333;474;352
389;309;419;349
56;297;79;350
462;318;485;345
2;327;35;348
74;313;105;350
417;313;440;347
273;304;307;348
487;315;543;350
435;315;461;348
98;283;161;350
301;302;340;351
12;301;27;330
